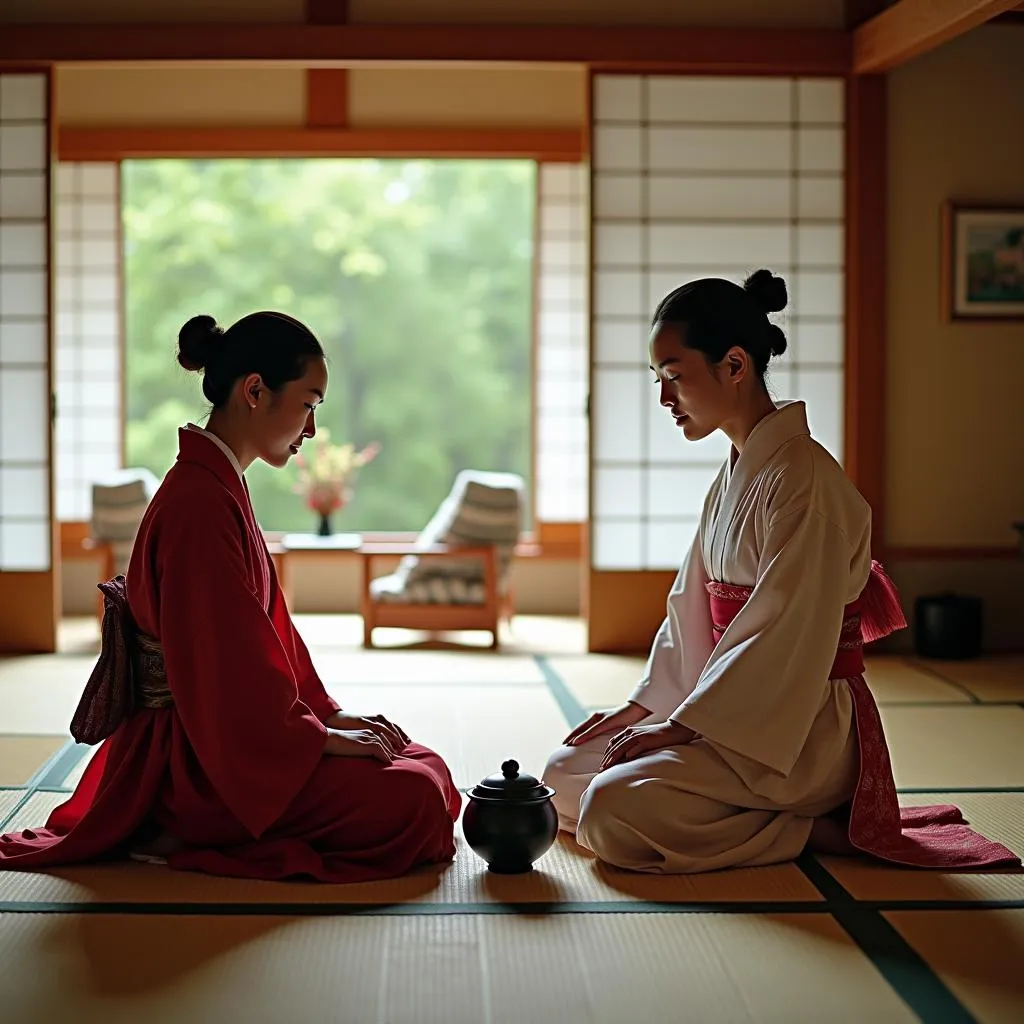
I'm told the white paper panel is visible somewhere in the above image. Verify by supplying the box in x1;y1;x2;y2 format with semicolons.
80;200;119;234
0;173;46;219
593;76;642;122
798;127;844;173
592;519;643;570
649;224;791;268
0;520;50;571
647;464;721;518
647;78;790;124
798;224;844;267
0;125;47;172
594;173;642;219
767;367;795;402
80;163;119;196
644;519;697;571
0;223;46;267
797;177;844;220
594;270;645;318
799;369;844;462
593;125;643;172
535;161;588;524
594;223;643;267
0;74;46;120
0;466;48;517
798;80;844;124
793;271;843;317
0;320;47;364
590;73;847;571
593;367;644;462
648;127;791;173
82;238;119;268
647;175;791;221
0;270;46;317
795;321;844;364
594;466;643;518
594;318;646;365
0;368;49;462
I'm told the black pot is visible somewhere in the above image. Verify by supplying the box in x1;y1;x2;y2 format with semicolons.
462;759;558;874
914;593;983;660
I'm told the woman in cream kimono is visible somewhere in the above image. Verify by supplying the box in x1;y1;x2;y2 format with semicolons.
543;270;1017;875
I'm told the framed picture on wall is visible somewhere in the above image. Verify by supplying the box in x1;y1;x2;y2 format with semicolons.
943;203;1024;321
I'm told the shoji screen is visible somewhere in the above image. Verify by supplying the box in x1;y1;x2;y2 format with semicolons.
55;162;122;521
534;162;589;524
590;74;845;572
0;72;51;574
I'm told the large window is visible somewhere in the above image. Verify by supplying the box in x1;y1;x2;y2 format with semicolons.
122;158;536;534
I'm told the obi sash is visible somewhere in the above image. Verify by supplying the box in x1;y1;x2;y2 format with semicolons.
702;561;1020;871
70;575;173;746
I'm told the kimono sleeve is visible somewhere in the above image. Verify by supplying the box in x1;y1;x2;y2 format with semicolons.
669;505;857;776
629;532;716;719
157;493;328;838
265;548;341;722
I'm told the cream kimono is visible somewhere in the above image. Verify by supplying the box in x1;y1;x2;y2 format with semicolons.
544;402;874;873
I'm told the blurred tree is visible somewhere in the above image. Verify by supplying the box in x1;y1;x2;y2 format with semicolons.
123;158;535;532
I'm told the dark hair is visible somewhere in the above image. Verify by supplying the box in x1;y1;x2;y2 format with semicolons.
651;269;788;380
177;311;324;408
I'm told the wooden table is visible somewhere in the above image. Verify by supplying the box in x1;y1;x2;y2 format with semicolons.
274;533;364;609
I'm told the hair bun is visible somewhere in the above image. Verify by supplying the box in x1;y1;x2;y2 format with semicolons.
177;315;224;372
766;324;788;358
743;269;788;315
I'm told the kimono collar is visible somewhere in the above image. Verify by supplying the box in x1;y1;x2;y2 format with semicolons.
176;426;248;503
727;401;810;484
185;423;243;479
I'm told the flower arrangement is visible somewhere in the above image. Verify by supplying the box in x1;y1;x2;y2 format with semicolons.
293;429;380;533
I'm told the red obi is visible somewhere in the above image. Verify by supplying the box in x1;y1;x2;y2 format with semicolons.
707;560;909;678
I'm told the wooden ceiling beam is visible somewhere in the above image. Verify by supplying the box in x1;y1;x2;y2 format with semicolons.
57;126;586;163
853;0;1021;72
0;23;848;75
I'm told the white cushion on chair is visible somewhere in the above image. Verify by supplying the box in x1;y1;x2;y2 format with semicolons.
372;469;524;606
90;468;159;575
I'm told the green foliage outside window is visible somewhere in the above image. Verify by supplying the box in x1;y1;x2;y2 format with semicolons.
123;158;535;533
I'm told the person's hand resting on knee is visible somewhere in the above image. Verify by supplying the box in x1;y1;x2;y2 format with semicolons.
599;720;697;770
324;712;410;763
563;702;648;747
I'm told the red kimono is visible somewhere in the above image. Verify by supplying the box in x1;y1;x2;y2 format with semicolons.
0;428;460;882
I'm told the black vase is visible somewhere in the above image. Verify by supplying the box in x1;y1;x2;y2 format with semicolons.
462;759;558;874
317;512;332;537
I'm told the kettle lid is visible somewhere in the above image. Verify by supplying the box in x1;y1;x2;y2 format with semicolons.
468;759;554;802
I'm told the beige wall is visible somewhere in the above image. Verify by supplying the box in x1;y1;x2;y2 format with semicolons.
2;0;842;27
885;24;1024;652
887;25;1024;550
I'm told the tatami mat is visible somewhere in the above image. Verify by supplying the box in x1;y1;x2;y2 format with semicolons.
820;792;1024;902
0;735;65;785
0;911;916;1024
0;789;26;827
0;791;819;907
545;654;974;713
545;654;646;709
886;909;1024;1023
316;649;545;685
863;657;972;704
320;684;565;789
0;656;92;735
916;656;1024;703
878;705;1024;789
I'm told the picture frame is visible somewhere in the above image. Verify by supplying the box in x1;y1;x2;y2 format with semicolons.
942;202;1024;322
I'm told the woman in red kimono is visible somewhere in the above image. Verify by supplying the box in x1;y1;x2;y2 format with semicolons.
0;311;461;882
